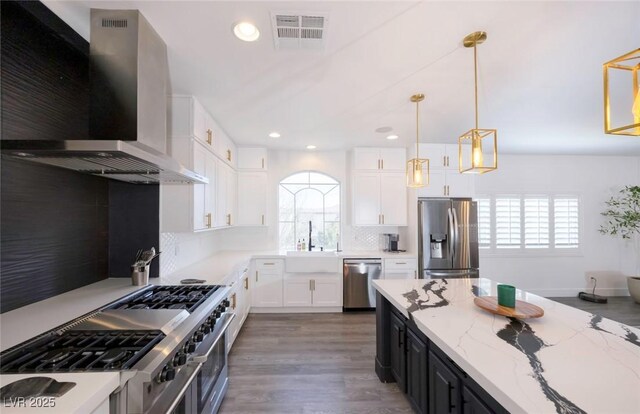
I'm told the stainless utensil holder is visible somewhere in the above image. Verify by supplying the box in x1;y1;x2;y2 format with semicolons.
131;264;150;286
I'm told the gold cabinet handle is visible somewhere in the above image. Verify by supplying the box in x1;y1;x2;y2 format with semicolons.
255;270;259;282
227;149;232;162
244;278;249;290
206;213;212;228
263;262;275;266
226;213;231;226
377;159;380;170
261;214;265;225
443;155;446;166
382;214;385;225
261;158;265;169
206;129;213;145
396;262;407;265
414;270;418;279
309;279;313;291
232;292;237;309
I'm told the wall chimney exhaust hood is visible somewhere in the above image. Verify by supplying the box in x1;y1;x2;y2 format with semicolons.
1;9;207;185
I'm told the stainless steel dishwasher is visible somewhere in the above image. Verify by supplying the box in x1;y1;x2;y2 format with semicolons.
343;259;382;309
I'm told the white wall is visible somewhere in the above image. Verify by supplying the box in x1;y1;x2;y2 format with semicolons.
474;154;639;296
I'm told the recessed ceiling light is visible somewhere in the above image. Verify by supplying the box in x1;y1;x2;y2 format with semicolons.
386;134;399;140
268;132;281;138
306;145;317;150
375;126;393;133
233;22;260;42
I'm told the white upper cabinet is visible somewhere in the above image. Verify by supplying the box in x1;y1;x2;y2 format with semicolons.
161;138;216;232
215;160;237;228
417;169;475;198
352;148;406;172
238;148;268;171
409;144;470;171
237;172;267;226
169;95;213;147
352;172;407;226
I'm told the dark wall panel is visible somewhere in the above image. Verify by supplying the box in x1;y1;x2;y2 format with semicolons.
1;2;160;313
1;1;90;141
0;159;109;312
109;182;160;278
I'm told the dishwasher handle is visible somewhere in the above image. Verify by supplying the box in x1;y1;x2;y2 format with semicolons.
344;259;382;265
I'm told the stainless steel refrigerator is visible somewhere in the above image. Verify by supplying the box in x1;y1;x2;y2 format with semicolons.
418;198;479;278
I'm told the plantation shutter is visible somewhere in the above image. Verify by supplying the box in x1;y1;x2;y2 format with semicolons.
524;198;550;248
554;198;579;248
495;198;521;248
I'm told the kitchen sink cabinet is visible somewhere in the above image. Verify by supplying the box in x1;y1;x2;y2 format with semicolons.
237;172;267;226
283;274;342;307
352;172;407;226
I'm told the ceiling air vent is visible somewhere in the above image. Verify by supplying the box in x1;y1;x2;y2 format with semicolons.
271;12;328;50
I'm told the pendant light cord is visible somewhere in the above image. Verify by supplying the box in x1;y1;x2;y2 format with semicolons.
416;99;420;159
474;41;479;130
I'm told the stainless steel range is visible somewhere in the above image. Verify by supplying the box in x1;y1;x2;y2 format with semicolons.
0;284;234;414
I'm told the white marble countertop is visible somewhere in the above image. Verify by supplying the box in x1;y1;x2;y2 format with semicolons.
0;373;119;414
373;278;640;414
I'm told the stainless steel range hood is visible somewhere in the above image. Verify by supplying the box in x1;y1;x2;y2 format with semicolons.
1;9;207;185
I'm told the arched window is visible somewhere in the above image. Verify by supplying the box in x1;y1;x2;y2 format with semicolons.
279;171;340;251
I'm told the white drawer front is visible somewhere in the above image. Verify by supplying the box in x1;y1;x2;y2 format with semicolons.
255;259;284;274
384;258;417;271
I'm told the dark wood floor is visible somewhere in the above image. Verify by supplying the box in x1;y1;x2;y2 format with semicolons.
549;296;640;328
219;312;412;414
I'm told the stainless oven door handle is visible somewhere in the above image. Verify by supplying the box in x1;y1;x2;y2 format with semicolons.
189;313;236;365
163;362;203;414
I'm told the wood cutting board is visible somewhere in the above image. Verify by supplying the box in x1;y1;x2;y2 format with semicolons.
474;296;544;319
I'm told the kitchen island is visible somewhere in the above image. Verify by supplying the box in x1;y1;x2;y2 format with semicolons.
373;278;640;414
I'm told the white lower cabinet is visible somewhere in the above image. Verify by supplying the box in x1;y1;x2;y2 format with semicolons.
383;258;418;280
252;260;284;307
283;274;342;307
227;267;251;351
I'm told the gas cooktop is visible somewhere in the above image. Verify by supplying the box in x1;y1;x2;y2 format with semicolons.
107;285;219;313
0;330;165;373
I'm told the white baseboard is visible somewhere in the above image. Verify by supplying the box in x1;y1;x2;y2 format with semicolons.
528;287;630;297
250;306;343;314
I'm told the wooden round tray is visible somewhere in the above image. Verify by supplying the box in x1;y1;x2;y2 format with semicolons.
473;296;544;319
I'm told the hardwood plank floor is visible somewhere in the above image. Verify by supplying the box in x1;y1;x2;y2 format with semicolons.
219;312;412;414
548;296;640;328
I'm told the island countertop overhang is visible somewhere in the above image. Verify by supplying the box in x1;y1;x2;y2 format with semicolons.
372;278;640;414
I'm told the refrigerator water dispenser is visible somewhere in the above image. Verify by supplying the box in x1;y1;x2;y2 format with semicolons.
430;234;447;259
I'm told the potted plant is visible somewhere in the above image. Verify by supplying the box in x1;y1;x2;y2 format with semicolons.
599;185;640;303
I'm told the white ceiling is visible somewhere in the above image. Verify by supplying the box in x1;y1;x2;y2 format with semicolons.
44;1;640;155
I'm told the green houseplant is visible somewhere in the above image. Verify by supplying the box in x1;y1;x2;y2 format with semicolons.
599;185;640;303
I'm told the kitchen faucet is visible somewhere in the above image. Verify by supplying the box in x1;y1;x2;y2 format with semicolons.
308;220;316;251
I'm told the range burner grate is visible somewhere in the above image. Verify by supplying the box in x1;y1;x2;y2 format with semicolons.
0;330;164;373
108;285;220;313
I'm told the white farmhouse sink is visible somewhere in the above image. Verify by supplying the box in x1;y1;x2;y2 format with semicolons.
285;251;340;273
286;251;337;257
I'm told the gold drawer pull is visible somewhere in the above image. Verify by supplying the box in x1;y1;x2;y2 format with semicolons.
206;129;213;144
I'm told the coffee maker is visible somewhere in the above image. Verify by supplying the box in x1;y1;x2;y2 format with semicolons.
383;233;404;252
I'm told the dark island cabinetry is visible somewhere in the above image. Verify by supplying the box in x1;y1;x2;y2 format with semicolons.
376;292;507;414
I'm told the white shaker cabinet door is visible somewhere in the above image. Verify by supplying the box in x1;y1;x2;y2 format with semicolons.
312;277;342;307
379;173;407;226
283;277;313;307
416;170;446;197
237;172;267;226
352;173;381;225
445;172;475;198
379;148;406;171
192;142;208;231
353;148;382;171
253;271;283;307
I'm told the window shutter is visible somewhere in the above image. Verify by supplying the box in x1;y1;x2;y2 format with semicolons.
554;198;579;248
524;198;549;248
495;198;521;248
476;198;491;248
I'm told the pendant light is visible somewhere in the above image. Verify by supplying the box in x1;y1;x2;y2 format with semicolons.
603;48;640;136
458;31;498;174
407;93;429;188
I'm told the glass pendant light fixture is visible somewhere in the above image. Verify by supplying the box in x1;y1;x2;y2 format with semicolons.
406;93;429;188
458;31;498;174
603;48;640;136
